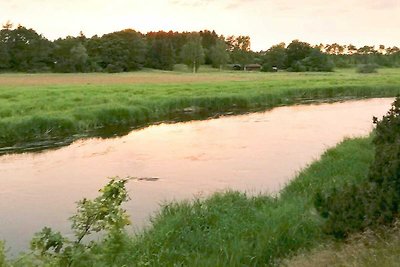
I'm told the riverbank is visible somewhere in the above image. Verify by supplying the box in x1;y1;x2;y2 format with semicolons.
25;135;364;266
1;68;400;151
4;133;399;266
113;137;374;266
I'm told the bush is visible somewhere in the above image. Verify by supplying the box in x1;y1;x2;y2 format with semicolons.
301;49;335;72
315;97;400;238
286;48;335;72
261;63;278;72
4;179;132;266
105;64;123;73
357;63;379;73
288;61;307;72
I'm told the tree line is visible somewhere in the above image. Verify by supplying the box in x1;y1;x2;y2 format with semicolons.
0;22;399;73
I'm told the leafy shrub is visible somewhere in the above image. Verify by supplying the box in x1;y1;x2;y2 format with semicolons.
261;63;278;72
288;61;307;72
287;49;335;72
315;97;400;238
0;241;7;267
105;64;123;73
301;49;335;72
3;178;131;266
357;63;379;73
334;57;352;68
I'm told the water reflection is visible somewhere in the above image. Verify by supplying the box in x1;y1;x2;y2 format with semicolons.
0;98;394;255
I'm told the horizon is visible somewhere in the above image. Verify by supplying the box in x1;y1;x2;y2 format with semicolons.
1;0;399;52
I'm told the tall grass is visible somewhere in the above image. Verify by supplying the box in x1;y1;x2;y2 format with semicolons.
0;137;382;266
101;137;374;266
1;69;400;148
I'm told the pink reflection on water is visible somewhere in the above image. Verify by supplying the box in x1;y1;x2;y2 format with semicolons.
0;98;394;254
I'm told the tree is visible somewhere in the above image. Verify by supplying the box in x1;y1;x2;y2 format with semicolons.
53;36;86;72
70;43;89;72
286;40;312;67
0;23;11;70
95;29;146;72
225;35;253;68
301;48;335;72
324;43;344;55
180;33;205;73
146;32;175;70
378;45;386;54
200;30;219;64
262;42;287;70
0;25;52;72
346;44;357;55
209;39;229;70
0;41;10;70
226;35;251;52
27;178;131;266
315;98;400;238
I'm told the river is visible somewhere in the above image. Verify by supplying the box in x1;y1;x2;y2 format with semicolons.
0;98;394;255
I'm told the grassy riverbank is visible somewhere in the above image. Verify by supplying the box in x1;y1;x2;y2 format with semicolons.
4;131;398;266
98;136;375;266
1;68;400;148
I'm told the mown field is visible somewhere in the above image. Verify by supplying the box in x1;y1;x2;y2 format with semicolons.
1;68;400;150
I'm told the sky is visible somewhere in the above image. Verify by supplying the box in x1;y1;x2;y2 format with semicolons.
1;0;399;51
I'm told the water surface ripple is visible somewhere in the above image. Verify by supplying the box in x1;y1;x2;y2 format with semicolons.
0;98;394;254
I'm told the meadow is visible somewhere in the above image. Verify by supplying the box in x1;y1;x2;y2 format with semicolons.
1;68;400;265
1;68;400;150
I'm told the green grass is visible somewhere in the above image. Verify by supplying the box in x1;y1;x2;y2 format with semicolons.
2;136;391;266
0;68;400;148
99;136;374;266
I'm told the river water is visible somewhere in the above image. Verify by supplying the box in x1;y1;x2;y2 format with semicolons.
0;98;394;255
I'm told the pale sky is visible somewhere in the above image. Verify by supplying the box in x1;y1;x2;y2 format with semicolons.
1;0;399;51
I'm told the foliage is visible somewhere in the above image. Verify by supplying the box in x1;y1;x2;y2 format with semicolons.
1;22;399;73
1;133;389;265
117;137;375;266
262;42;287;70
53;37;90;73
15;178;131;266
145;38;175;70
315;97;400;238
287;46;335;72
209;39;230;69
0;24;52;72
357;63;379;73
300;49;335;72
286;40;312;68
199;30;219;64
225;35;254;67
95;29;146;72
180;33;205;73
0;241;8;267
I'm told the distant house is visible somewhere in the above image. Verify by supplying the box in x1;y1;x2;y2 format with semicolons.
230;64;242;70
244;64;261;71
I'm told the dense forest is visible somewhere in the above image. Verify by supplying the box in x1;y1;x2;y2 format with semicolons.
0;22;399;73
